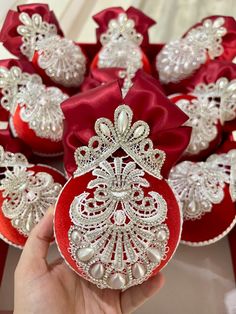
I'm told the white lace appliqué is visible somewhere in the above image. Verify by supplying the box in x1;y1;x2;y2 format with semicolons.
0;66;42;114
68;105;169;289
169;150;235;220
193;77;236;124
175;97;219;155
98;13;143;72
17;81;68;141
74;105;166;179
69;157;169;289
0;146;62;236
157;17;227;83
17;12;57;60
36;35;86;87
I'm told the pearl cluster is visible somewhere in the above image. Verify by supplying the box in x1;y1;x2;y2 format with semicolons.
169;150;235;220
157;17;227;83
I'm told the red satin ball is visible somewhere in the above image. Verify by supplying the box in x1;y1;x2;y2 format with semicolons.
11;106;63;156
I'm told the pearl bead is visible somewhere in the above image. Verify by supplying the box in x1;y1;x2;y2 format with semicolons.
147;248;162;264
156;230;167;241
132;263;146;279
108;273;126;289
71;229;81;243
89;263;105;279
77;247;94;262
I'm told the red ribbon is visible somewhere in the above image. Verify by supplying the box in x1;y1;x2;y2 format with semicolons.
93;6;155;47
0;4;63;59
62;71;191;178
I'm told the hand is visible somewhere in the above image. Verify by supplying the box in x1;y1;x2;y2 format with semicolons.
14;207;164;314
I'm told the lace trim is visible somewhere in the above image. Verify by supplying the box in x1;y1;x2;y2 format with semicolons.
17;12;57;60
17;81;68;141
0;146;62;236
157;17;227;83
98;13;143;74
74;105;166;179
69;157;169;289
169;150;235;220
174;97;219;155
0;66;42;114
193;77;236;124
36;35;86;87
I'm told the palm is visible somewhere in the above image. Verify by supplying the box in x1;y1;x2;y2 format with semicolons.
14;210;164;314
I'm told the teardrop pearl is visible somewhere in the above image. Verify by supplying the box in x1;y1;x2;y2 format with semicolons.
90;263;105;279
117;110;129;135
71;230;81;243
133;125;145;139
100;123;111;137
19;12;32;26
156;230;167;241
132;263;146;279
77;247;94;262
147;248;162;264
108;273;126;289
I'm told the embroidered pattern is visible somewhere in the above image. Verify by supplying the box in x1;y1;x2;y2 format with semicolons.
36;35;86;87
157;17;227;83
0;146;62;236
193;77;236;124
175;97;219;155
0;167;62;236
69;157;169;289
17;81;68;141
0;66;42;114
169;150;235;220
17;12;57;60
98;13;143;71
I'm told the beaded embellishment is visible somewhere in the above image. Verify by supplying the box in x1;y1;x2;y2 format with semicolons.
0;66;42;114
0;146;62;236
98;13;143;71
169;150;235;220
17;13;86;87
157;17;227;83
17;81;68;141
68;105;169;289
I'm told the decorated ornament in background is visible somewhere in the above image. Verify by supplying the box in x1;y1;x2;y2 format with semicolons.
169;149;236;245
156;15;236;86
169;62;236;161
0;4;87;88
0;146;66;247
0;62;68;155
55;104;182;289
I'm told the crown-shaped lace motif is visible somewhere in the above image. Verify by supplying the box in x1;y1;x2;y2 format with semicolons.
74;105;166;179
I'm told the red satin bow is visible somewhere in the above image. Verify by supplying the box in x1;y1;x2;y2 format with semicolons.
0;4;63;59
93;6;155;47
62;71;191;178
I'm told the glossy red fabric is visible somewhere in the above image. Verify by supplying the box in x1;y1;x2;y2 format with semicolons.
93;7;155;47
54;174;181;279
12;106;63;155
0;4;63;59
0;165;66;247
62;72;191;178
